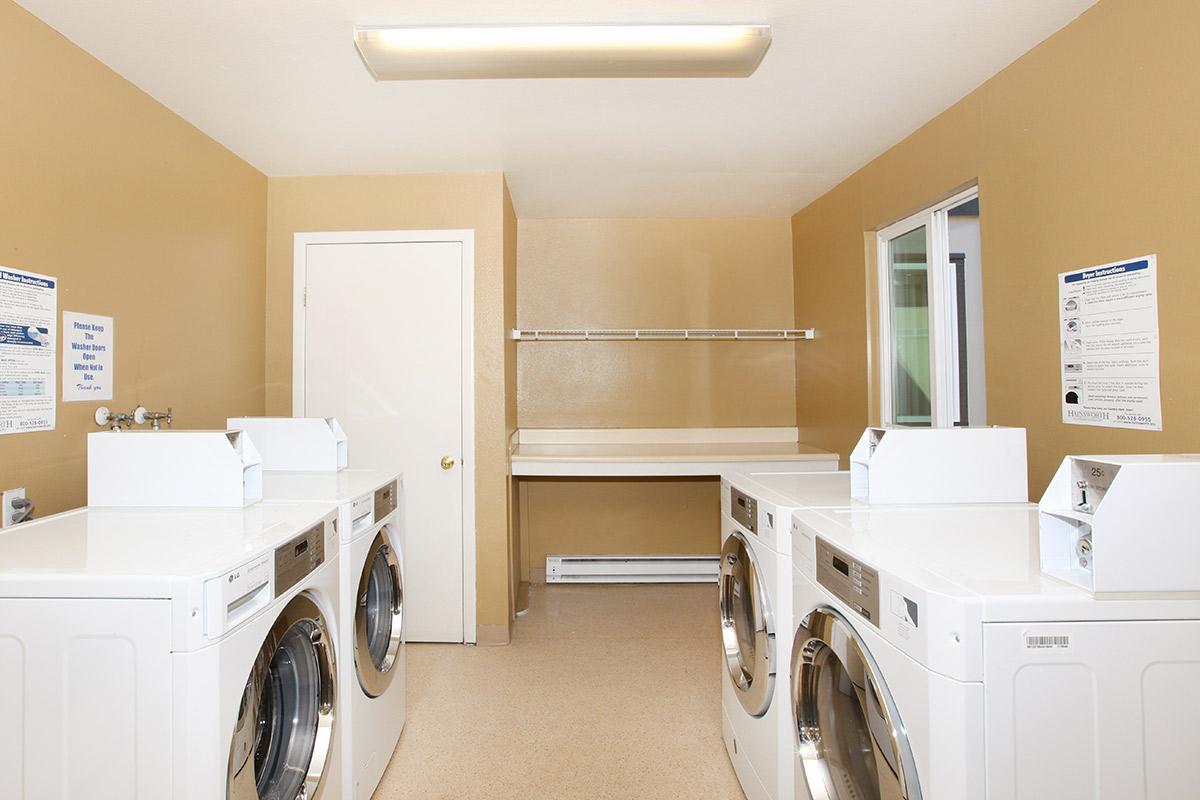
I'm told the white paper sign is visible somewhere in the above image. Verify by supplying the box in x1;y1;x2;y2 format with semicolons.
62;312;114;402
0;266;57;434
1059;255;1161;430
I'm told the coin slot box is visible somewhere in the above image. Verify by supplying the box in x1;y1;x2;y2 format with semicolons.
849;426;1028;504
1039;455;1200;593
88;430;263;507
227;416;348;472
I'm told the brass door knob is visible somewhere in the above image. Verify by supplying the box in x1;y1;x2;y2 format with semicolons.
440;456;456;470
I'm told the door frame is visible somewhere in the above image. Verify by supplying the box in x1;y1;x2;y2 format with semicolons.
292;229;477;644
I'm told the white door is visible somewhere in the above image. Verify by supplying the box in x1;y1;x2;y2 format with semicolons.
299;237;471;642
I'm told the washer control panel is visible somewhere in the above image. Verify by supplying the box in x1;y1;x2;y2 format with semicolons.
274;522;326;597
730;487;757;534
375;480;398;520
816;537;880;627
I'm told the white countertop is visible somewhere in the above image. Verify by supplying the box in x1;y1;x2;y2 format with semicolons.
510;427;838;477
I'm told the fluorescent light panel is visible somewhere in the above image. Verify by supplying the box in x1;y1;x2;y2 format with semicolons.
354;24;771;80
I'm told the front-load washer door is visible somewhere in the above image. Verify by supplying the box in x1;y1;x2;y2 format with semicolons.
719;528;776;717
791;607;921;800
355;524;404;698
228;593;338;800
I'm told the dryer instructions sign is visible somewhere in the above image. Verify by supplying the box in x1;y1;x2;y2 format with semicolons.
0;266;57;434
1058;255;1161;431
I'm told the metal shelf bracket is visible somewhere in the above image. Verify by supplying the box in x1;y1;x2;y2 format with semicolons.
510;328;815;341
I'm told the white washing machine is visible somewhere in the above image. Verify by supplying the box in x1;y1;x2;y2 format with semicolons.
789;502;1200;800
720;470;867;800
260;470;406;800
716;475;802;800
0;501;342;800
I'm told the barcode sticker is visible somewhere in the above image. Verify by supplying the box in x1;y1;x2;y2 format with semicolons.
1025;634;1071;650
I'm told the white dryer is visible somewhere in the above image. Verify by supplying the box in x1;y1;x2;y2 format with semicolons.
260;470;406;800
789;502;1200;800
719;471;861;800
0;501;342;800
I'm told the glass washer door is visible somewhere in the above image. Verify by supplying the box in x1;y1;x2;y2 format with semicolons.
228;593;338;800
791;607;921;800
355;524;404;698
719;529;775;717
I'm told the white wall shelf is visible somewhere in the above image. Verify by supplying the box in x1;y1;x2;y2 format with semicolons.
511;328;814;341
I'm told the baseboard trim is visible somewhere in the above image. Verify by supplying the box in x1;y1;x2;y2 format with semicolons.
476;622;512;647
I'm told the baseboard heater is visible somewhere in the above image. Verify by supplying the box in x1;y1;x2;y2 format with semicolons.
546;554;719;584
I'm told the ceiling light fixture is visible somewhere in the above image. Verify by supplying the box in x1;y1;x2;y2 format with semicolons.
353;24;772;80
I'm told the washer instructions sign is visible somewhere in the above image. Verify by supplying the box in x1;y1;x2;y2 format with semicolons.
1059;255;1161;431
62;311;114;402
0;266;57;435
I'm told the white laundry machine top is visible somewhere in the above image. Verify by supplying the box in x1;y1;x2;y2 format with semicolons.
724;470;864;555
0;502;337;648
794;502;1200;683
742;470;861;510
722;471;804;555
261;468;401;543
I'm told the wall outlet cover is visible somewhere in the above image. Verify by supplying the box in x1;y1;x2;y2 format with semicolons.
2;488;26;528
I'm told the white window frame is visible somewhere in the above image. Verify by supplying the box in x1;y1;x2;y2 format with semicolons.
876;186;979;428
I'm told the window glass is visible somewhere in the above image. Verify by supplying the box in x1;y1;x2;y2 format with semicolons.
887;226;932;426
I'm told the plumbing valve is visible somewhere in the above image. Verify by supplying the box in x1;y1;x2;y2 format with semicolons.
134;406;173;430
94;406;134;431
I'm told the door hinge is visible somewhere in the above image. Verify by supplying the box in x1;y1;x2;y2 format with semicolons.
302;287;308;307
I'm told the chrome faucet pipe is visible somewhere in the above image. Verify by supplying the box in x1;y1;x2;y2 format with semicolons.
133;406;174;430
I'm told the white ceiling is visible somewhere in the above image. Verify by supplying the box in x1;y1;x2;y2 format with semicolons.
16;0;1096;218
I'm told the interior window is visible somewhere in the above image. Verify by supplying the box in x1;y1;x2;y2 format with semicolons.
877;189;985;427
886;226;932;426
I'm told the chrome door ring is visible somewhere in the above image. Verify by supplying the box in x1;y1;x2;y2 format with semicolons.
356;524;404;698
719;528;776;717
791;606;921;800
228;592;338;800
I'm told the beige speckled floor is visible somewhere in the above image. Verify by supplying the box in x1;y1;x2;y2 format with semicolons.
373;583;746;799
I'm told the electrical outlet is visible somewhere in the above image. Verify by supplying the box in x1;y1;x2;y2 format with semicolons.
2;488;26;528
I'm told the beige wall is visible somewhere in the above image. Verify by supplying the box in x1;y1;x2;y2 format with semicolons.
522;478;719;578
518;218;798;428
264;173;516;641
0;0;266;516
791;0;1200;493
516;218;796;567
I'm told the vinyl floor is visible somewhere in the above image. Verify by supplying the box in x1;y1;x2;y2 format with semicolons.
374;582;745;799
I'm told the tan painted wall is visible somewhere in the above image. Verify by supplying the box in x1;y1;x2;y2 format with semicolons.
264;173;515;639
522;478;719;577
516;218;796;568
0;0;266;516
791;0;1200;493
518;218;798;427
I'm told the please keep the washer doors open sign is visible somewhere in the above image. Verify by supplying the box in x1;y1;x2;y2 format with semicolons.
1058;255;1162;431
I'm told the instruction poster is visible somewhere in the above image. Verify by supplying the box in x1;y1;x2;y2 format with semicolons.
0;266;57;434
1059;254;1161;430
62;312;114;402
